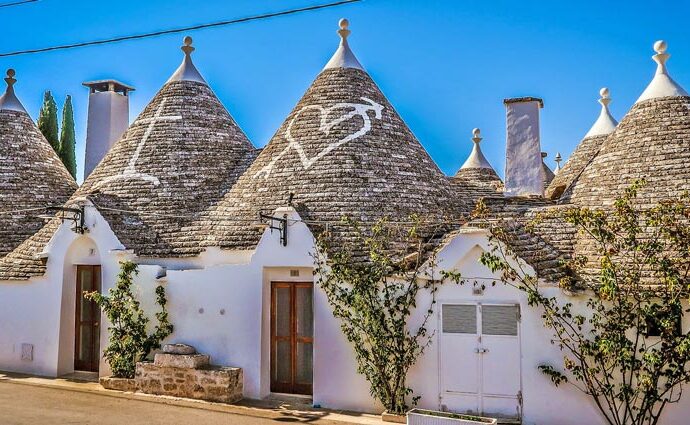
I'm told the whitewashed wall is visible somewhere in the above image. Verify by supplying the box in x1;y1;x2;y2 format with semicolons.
2;206;690;424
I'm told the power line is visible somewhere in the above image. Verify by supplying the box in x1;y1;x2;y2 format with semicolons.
0;0;362;58
0;0;38;9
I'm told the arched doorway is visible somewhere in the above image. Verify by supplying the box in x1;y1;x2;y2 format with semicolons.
57;237;102;376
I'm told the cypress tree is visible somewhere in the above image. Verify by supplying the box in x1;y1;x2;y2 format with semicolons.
37;91;60;154
59;95;77;179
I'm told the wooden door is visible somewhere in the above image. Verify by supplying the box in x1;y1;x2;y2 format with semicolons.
271;282;313;395
74;265;101;372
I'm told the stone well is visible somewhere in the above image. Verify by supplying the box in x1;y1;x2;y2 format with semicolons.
135;344;242;403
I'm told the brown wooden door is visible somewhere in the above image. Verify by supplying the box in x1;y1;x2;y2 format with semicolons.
271;282;313;395
74;265;101;372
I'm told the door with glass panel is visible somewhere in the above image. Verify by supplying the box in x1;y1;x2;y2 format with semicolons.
74;265;101;372
439;303;521;419
270;282;313;395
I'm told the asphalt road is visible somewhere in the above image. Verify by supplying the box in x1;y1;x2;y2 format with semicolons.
0;381;342;425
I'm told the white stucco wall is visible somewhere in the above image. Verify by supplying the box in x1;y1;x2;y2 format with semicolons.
2;207;690;424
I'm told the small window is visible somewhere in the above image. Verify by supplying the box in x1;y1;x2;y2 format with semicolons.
442;304;477;334
482;305;519;336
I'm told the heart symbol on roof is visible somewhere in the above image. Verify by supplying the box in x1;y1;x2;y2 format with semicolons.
254;97;384;179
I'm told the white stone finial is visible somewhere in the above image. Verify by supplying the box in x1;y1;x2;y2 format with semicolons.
338;18;351;41
0;68;27;113
584;87;618;138
654;40;667;54
323;18;364;71
554;152;562;174
460;127;493;170
5;69;16;87
167;35;206;84
182;36;195;55
636;40;688;102
472;128;481;143
652;40;670;75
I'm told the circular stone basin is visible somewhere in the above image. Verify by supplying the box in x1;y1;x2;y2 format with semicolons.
163;343;197;355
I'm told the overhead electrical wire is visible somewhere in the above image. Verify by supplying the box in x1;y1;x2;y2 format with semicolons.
0;0;38;9
0;0;362;58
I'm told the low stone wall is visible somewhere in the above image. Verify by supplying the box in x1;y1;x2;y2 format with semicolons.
100;376;137;392
135;362;243;403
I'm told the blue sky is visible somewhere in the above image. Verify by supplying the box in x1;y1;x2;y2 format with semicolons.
3;0;689;182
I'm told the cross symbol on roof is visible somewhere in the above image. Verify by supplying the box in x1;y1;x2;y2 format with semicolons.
94;99;182;189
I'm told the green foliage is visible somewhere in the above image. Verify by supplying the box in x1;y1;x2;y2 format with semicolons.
58;95;77;178
85;261;173;379
37;91;60;154
314;218;463;415
477;181;690;425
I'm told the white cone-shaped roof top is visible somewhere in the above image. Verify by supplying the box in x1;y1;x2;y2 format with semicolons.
583;87;618;138
0;69;27;113
460;128;494;169
636;40;688;103
323;18;364;71
554;152;562;174
167;36;207;84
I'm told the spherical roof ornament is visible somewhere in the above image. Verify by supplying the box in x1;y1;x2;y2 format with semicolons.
460;127;494;170
584;86;618;138
338;18;351;41
0;68;27;113
472;128;482;144
636;40;688;103
323;18;364;71
167;35;207;85
5;69;16;87
182;36;195;55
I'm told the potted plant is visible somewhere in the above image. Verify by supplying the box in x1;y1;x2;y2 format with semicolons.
407;409;498;425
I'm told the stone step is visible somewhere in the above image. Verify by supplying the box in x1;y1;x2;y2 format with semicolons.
154;353;210;369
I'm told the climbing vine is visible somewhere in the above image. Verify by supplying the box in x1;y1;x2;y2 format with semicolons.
85;261;173;379
477;181;690;425
314;217;462;415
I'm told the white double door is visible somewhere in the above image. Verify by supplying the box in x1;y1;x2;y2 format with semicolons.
439;302;522;420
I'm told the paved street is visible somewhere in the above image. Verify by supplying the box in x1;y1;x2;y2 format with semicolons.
0;381;346;425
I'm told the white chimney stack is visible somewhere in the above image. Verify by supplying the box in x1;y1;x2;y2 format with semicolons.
503;97;544;197
82;80;134;179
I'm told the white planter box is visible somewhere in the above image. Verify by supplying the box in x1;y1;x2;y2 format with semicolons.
407;409;498;425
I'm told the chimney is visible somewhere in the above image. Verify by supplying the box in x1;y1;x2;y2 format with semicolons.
82;80;134;178
503;97;544;197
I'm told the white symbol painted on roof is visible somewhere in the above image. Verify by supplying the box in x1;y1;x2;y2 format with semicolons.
254;97;384;179
94;99;182;189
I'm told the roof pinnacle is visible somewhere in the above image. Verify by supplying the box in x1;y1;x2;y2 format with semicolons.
584;86;618;138
460;128;493;170
182;36;195;55
472;128;482;144
636;40;688;103
653;40;669;75
323;18;364;71
167;35;207;85
555;152;562;174
5;69;16;88
0;68;27;113
338;18;351;41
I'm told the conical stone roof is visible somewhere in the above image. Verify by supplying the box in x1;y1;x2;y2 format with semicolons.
565;42;690;207
204;20;462;253
0;38;255;278
0;69;77;257
78;37;255;257
546;88;618;199
453;128;502;194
